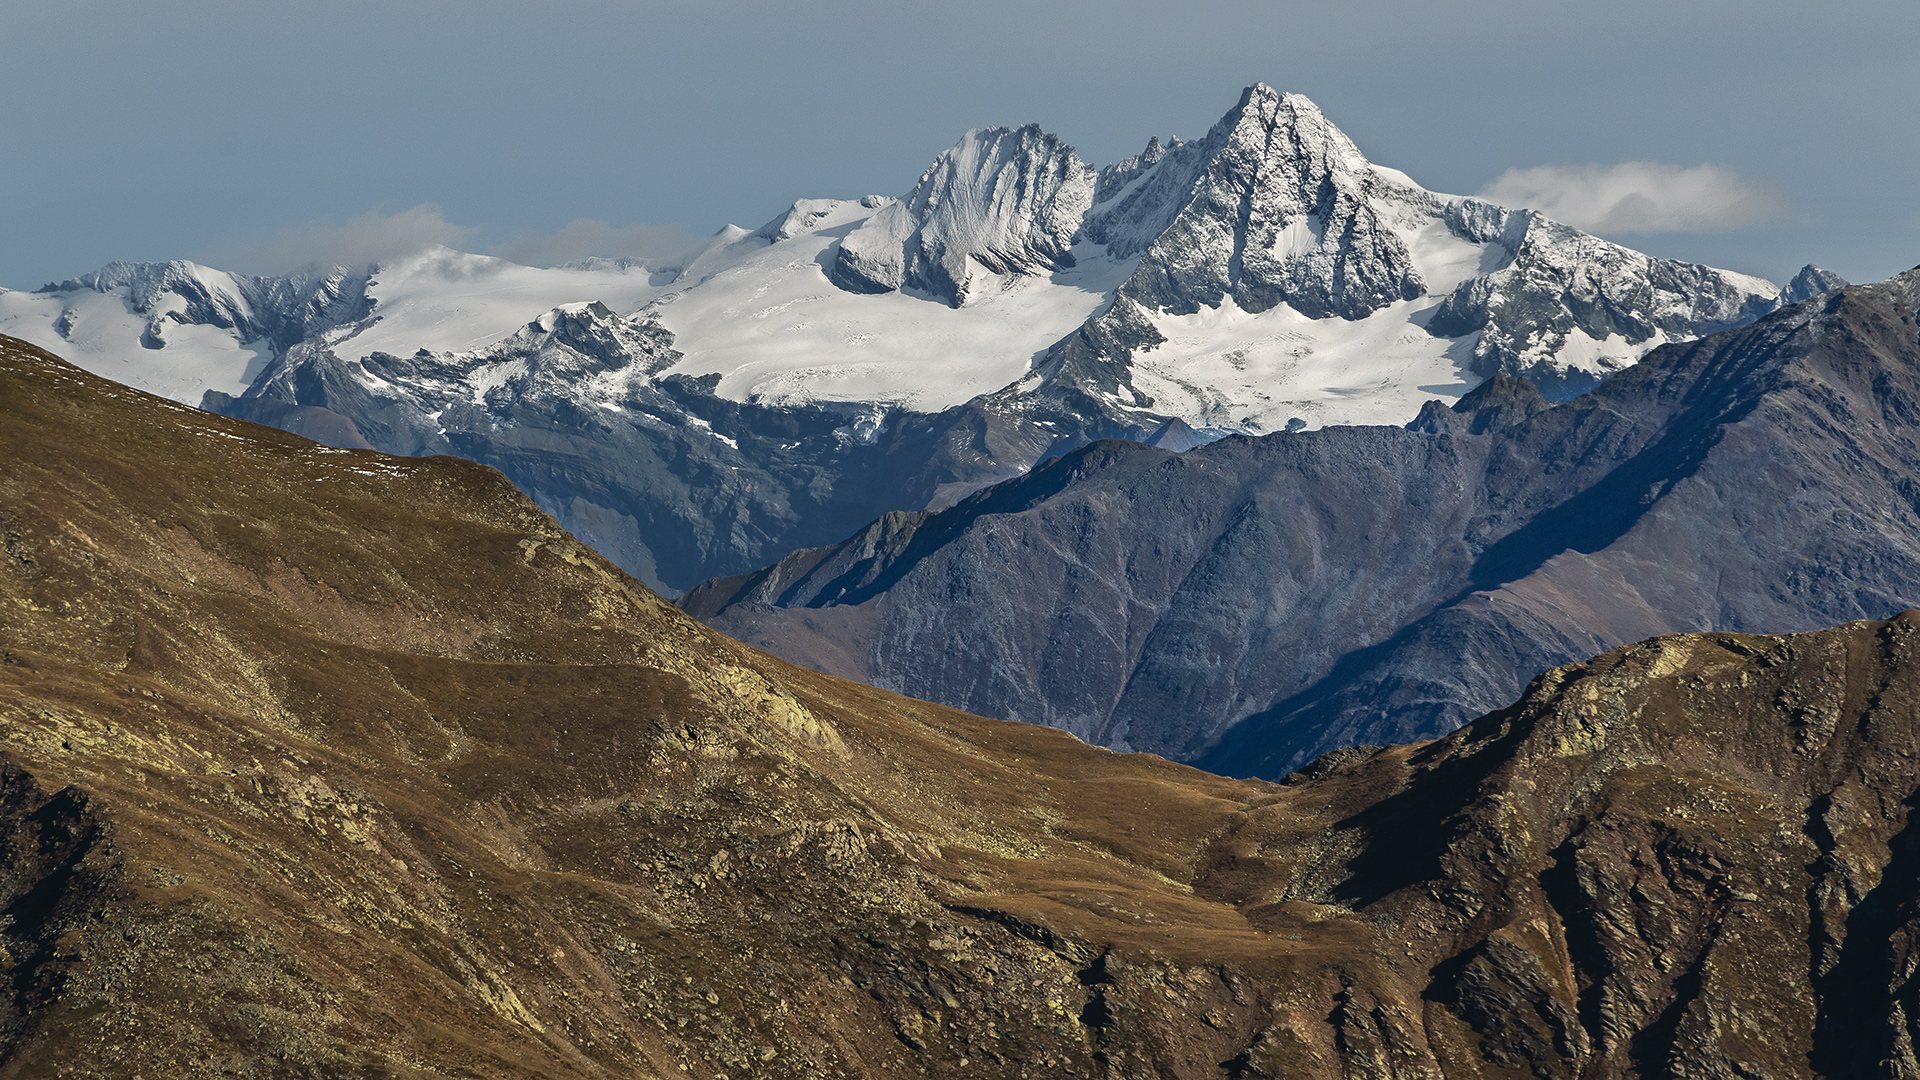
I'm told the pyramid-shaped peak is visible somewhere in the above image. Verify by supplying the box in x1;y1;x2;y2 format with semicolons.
1215;85;1368;170
1081;83;1415;319
1781;264;1850;305
1235;82;1326;114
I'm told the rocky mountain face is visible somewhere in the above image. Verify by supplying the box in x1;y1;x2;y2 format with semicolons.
1087;88;1429;321
1425;209;1783;395
5;332;1919;1077
687;269;1920;775
1782;262;1852;304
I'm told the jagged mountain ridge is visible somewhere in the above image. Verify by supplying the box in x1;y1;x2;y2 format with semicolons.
207;297;1202;592
686;268;1920;775
55;259;376;354
5;86;1816;427
848;83;1789;411
6;332;1920;1077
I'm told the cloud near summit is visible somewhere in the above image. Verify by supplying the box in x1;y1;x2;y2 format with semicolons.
1478;162;1789;235
194;205;704;277
194;205;476;276
496;219;704;270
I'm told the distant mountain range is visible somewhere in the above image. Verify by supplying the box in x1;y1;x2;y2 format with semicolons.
685;268;1920;777
0;84;1837;591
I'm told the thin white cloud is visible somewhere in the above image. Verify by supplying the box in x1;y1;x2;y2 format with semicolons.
496;219;704;270
192;207;707;276
1478;162;1789;234
194;204;473;275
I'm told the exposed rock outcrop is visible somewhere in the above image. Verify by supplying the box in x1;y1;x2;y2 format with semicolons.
1090;86;1429;321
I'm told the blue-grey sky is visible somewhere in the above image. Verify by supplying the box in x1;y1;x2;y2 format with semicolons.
4;0;1914;289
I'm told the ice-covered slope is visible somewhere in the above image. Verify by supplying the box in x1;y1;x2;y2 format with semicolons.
325;222;1115;413
0;281;272;404
642;200;1130;412
5;199;1128;417
320;247;661;359
0;260;372;403
1120;294;1480;430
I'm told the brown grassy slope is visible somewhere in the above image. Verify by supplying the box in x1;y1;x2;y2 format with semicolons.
1;334;1917;1078
0;336;1299;1078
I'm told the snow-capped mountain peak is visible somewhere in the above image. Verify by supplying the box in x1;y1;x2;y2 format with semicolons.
830;124;1096;307
1086;84;1430;321
5;81;1852;596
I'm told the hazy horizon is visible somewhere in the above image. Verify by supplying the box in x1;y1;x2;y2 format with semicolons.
5;0;1914;289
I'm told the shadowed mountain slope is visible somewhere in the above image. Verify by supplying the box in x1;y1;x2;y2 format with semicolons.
5;334;1920;1077
687;268;1920;775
